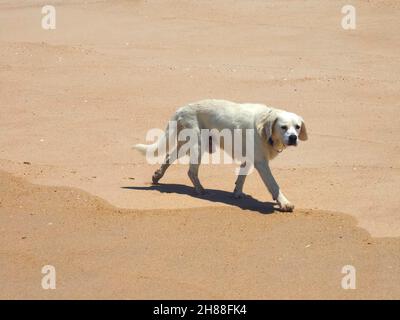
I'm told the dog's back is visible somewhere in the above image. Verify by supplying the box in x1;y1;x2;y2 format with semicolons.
175;99;268;131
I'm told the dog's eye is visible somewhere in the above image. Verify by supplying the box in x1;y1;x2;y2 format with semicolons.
295;125;301;130
280;125;288;130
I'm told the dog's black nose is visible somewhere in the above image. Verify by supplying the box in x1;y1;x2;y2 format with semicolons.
288;135;297;145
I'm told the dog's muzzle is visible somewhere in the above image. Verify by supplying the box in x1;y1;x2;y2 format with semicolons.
288;134;297;146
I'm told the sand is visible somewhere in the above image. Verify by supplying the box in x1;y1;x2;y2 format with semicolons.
0;0;399;299
1;170;400;299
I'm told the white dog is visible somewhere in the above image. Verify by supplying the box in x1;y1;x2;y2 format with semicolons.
134;99;307;212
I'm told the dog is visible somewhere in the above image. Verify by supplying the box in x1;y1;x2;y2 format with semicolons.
134;99;307;212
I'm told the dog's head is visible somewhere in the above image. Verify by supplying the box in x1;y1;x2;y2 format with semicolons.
257;109;308;147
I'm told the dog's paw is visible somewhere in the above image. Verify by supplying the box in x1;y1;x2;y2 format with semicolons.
194;187;207;196
279;201;294;212
233;191;245;199
152;174;161;184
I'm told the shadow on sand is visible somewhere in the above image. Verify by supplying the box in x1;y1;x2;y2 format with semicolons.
122;183;278;214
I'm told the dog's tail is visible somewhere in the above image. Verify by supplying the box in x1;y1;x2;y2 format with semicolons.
133;143;153;155
133;115;178;157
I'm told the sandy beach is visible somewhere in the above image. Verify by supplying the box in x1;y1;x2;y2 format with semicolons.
0;0;399;299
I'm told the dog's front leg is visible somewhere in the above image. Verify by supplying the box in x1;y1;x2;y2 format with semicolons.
233;162;249;198
233;175;246;198
254;160;294;212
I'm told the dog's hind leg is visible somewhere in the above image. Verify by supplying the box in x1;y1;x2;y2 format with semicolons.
233;162;249;198
187;136;206;195
152;153;172;184
152;140;184;184
188;163;205;195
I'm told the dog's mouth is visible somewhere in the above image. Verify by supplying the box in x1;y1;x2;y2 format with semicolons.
287;141;298;146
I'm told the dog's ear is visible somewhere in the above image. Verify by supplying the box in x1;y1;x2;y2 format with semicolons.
256;110;278;140
299;118;308;141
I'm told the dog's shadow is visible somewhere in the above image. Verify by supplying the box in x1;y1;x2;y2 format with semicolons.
122;183;278;215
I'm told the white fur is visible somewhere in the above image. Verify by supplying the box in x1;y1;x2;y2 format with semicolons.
134;99;307;212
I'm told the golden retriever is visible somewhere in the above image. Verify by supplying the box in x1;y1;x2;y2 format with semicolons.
134;99;307;212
